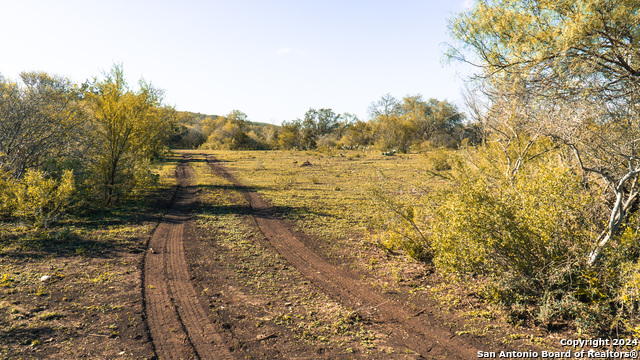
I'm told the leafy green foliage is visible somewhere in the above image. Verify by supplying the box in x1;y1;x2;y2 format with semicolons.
84;65;172;205
15;170;75;228
0;169;75;227
449;0;640;102
0;65;178;217
301;108;343;149
338;120;374;149
168;111;209;149
0;171;17;218
424;145;607;329
430;160;592;285
369;95;467;152
200;110;268;150
276;108;346;150
418;143;640;334
271;98;473;152
168;95;474;153
369;138;640;333
426;150;451;171
449;0;640;265
277;120;302;149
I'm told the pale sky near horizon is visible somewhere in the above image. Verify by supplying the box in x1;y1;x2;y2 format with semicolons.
1;0;475;124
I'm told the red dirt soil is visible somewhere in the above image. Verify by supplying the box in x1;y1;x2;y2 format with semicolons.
143;156;233;359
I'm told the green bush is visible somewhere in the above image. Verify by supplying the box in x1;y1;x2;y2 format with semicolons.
429;158;602;327
0;171;17;219
12;169;75;228
425;149;640;335
370;133;640;334
82;153;160;205
426;149;452;171
431;163;592;277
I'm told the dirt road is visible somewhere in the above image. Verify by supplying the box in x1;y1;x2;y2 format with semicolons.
143;154;486;359
204;155;483;359
143;156;233;360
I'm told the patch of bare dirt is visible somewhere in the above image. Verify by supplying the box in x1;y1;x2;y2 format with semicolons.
0;200;163;359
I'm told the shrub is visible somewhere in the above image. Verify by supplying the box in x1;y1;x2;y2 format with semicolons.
428;157;603;327
373;139;637;333
82;153;160;205
368;172;431;261
426;149;452;171
0;171;17;219
369;134;640;335
431;163;593;277
13;169;75;227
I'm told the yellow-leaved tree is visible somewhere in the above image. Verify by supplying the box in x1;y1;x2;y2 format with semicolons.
85;65;173;205
438;0;640;333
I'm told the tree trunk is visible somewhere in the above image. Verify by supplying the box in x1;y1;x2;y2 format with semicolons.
587;184;639;266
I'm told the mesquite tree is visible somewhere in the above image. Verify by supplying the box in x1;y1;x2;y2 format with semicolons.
0;72;84;178
450;0;640;265
85;65;172;205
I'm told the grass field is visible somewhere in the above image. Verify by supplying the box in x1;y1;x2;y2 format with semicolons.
194;150;432;240
182;149;435;281
186;149;555;348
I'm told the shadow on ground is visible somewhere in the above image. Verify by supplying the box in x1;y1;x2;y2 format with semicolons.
0;193;172;261
194;197;332;221
0;227;138;261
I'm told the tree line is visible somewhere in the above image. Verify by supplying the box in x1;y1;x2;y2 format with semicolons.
170;95;480;152
0;65;175;226
0;63;475;227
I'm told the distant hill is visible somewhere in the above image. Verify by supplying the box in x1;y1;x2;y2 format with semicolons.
176;111;280;128
170;110;280;149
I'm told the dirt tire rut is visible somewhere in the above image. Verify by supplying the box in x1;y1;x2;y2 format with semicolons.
144;156;233;360
205;156;482;359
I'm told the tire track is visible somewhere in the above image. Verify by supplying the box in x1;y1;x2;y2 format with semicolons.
144;156;233;360
206;155;482;359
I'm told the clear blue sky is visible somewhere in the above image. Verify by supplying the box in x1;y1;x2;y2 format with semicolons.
0;0;474;124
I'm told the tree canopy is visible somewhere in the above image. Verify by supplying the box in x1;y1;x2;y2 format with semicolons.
450;0;640;265
84;65;173;205
370;95;465;152
450;0;640;102
0;72;84;179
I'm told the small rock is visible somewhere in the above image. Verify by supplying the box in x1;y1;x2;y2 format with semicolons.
256;333;276;341
300;160;312;167
118;351;126;356
40;275;51;282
